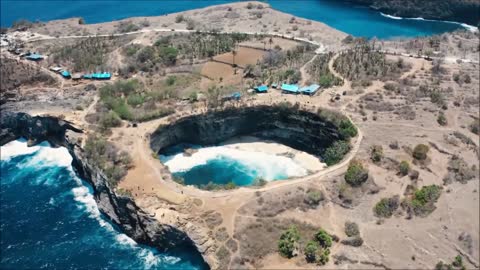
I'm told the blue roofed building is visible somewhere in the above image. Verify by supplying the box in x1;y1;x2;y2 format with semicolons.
61;70;71;78
300;84;320;95
281;84;299;94
26;53;44;61
255;85;268;93
84;72;111;80
222;92;242;101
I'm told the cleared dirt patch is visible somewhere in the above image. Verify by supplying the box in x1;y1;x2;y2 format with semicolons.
213;47;265;68
240;37;300;51
200;62;242;86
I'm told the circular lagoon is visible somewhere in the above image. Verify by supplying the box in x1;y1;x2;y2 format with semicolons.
160;137;325;188
150;105;354;189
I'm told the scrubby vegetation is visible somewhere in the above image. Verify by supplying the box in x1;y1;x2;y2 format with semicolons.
304;190;324;207
370;145;383;163
323;141;351;166
399;160;410;176
84;135;133;187
443;155;478;185
437;111;447;126
469;119;479;135
435;255;466;270
344;221;359;237
278;226;301;258
196;181;238;191
250;44;316;85
308;52;343;88
96;79;175;123
333;41;410;84
402;185;442;217
116;21;140;33
52;36;127;72
345;160;369;187
277;225;334;265
412;144;429;161
120;32;249;75
374;195;400;218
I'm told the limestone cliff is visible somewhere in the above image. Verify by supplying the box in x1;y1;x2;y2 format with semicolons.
0;111;208;269
151;105;343;156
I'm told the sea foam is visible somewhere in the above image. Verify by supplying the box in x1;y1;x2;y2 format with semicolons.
161;145;308;181
1;139;72;167
380;12;479;32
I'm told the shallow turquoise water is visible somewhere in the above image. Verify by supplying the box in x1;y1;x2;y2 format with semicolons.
160;144;308;187
1;0;469;38
0;140;207;269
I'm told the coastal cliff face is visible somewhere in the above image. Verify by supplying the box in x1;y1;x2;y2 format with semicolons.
151;105;343;156
0;111;208;269
345;0;480;25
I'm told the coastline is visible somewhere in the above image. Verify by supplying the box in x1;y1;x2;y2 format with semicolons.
379;12;479;33
0;111;211;269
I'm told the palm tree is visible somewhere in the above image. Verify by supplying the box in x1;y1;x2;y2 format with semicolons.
232;47;238;74
268;37;273;50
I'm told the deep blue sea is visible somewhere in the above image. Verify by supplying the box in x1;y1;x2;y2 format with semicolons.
0;140;206;270
0;0;473;39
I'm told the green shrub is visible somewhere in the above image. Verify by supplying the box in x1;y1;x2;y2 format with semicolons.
323;140;351;166
412;144;429;160
252;177;267;186
370;145;383;163
399;161;410;176
339;120;357;139
186;19;195;30
158;46;178;66
341;235;364;247
175;14;185;23
99;111;122;129
344;221;359;237
374;195;399;218
413;185;441;205
305;190;324;206
316;248;330;265
469;119;479;135
127;94;145;107
117;21;140;33
344;160;368;187
314;229;332;248
224;181;237;190
435;255;465;270
304;241;319;263
452;255;463;268
437;112;447;126
166;75;177;86
278;226;301;258
404;185;442;216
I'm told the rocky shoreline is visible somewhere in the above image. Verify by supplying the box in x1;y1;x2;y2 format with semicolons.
0;111;209;269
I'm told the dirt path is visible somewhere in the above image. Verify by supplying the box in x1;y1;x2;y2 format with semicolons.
299;54;317;85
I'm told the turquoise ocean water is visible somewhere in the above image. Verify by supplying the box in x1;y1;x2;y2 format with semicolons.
1;0;471;38
0;140;207;269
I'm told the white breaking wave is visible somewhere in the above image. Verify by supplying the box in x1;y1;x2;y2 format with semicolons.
380;12;402;20
1;139;41;160
380;12;479;32
3;139;183;268
1;139;72;167
161;145;308;181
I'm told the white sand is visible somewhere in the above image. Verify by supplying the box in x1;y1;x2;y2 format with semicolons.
221;136;326;172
